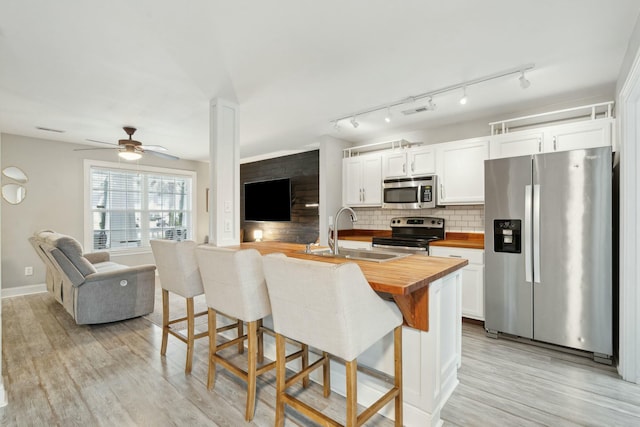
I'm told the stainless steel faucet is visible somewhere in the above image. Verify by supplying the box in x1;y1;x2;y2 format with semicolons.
330;206;358;255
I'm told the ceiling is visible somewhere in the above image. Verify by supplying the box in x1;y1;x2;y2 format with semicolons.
1;1;639;162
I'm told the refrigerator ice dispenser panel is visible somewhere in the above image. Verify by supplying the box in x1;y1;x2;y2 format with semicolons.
494;219;521;253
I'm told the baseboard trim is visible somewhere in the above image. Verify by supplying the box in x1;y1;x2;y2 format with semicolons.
2;283;47;298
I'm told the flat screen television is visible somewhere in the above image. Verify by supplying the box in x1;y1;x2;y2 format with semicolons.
244;178;291;221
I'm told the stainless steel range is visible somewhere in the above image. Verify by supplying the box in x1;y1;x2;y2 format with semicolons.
372;217;445;255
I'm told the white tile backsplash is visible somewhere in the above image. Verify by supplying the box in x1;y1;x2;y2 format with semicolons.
352;205;485;233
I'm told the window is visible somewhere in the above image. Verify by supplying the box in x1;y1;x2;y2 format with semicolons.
85;161;196;252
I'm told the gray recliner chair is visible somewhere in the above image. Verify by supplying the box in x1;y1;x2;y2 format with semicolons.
29;230;157;324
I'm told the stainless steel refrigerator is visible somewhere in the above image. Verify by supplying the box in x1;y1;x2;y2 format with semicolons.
484;146;612;360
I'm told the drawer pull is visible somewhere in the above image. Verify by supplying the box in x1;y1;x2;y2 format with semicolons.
448;254;462;258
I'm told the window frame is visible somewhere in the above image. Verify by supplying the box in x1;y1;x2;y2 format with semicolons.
84;159;197;254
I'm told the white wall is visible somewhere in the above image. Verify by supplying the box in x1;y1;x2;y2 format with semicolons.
319;136;351;245
0;133;208;290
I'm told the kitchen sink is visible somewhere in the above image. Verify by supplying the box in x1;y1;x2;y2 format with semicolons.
300;247;409;263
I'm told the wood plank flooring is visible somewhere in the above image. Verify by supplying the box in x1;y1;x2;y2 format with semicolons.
1;288;639;426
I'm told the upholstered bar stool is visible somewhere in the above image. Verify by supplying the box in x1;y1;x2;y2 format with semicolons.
263;254;404;427
151;239;240;374
195;246;308;421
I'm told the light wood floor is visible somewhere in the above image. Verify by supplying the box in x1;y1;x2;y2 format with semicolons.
1;288;640;426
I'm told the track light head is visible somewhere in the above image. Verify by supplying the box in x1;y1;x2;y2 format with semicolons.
427;97;437;110
519;71;531;89
350;117;359;128
333;121;341;131
384;107;392;123
459;87;468;105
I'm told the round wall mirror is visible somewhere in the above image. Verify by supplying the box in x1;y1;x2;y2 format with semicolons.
2;184;27;204
2;166;28;184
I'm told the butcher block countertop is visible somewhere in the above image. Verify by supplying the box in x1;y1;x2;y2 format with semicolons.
430;232;485;250
339;229;485;249
234;241;468;331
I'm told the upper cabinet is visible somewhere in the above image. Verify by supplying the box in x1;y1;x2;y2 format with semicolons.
382;146;436;179
489;117;613;159
436;137;489;205
342;153;382;206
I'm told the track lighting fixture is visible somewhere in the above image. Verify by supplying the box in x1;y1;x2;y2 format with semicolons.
519;70;531;89
459;86;468;105
384;107;392;123
330;63;534;129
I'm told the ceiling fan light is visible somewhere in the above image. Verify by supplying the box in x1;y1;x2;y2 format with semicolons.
119;150;142;161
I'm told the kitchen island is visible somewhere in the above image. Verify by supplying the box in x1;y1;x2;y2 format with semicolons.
232;242;467;426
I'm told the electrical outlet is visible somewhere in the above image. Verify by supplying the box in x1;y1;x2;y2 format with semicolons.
25;266;33;276
224;200;232;213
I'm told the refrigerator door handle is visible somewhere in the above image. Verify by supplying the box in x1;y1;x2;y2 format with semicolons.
533;184;541;283
525;185;533;283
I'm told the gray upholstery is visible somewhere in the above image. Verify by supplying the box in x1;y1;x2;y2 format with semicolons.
30;230;157;325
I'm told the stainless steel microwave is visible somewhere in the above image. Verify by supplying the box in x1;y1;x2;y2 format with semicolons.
382;175;438;209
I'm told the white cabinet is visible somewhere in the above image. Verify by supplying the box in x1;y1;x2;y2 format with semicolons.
489;118;613;159
382;146;436;179
342;153;382;206
436;137;489;205
430;246;485;321
490;130;544;159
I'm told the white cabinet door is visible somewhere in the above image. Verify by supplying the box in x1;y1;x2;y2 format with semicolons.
342;154;382;206
429;247;485;321
343;157;364;205
489;131;543;159
361;155;382;205
409;147;436;175
437;138;489;205
460;264;484;321
548;119;612;153
382;152;408;179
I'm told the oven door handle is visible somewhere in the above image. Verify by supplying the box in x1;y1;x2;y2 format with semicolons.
372;243;428;252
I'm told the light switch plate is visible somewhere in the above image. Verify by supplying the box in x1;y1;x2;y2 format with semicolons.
224;201;232;213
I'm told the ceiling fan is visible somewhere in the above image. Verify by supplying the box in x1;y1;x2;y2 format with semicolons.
75;127;179;161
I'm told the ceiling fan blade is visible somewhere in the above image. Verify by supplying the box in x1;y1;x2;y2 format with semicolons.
139;145;168;151
73;147;117;151
146;150;179;160
86;139;118;146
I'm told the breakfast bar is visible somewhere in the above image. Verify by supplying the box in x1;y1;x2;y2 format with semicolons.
233;241;468;426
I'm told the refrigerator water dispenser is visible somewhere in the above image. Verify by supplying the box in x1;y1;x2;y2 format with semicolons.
493;219;521;253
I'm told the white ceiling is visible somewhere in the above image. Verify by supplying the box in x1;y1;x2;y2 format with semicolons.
0;1;638;162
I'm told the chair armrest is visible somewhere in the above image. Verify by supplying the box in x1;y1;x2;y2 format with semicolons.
84;251;110;264
81;264;156;286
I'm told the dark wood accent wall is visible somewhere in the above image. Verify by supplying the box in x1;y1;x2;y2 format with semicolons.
240;150;319;243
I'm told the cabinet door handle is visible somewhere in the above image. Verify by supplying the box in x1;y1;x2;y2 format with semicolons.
411;161;415;172
448;254;462;258
402;164;406;174
360;188;363;202
362;188;366;201
553;136;557;150
538;138;542;152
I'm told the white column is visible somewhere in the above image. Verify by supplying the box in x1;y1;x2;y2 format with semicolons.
209;98;241;246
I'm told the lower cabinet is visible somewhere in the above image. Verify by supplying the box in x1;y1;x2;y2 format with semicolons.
430;246;485;321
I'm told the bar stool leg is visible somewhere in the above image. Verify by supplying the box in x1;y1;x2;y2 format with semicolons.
207;308;218;389
185;297;195;374
394;326;403;427
345;359;357;426
257;318;264;364
246;320;258;421
160;289;169;356
237;320;244;354
275;333;286;427
302;343;309;388
323;351;331;398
